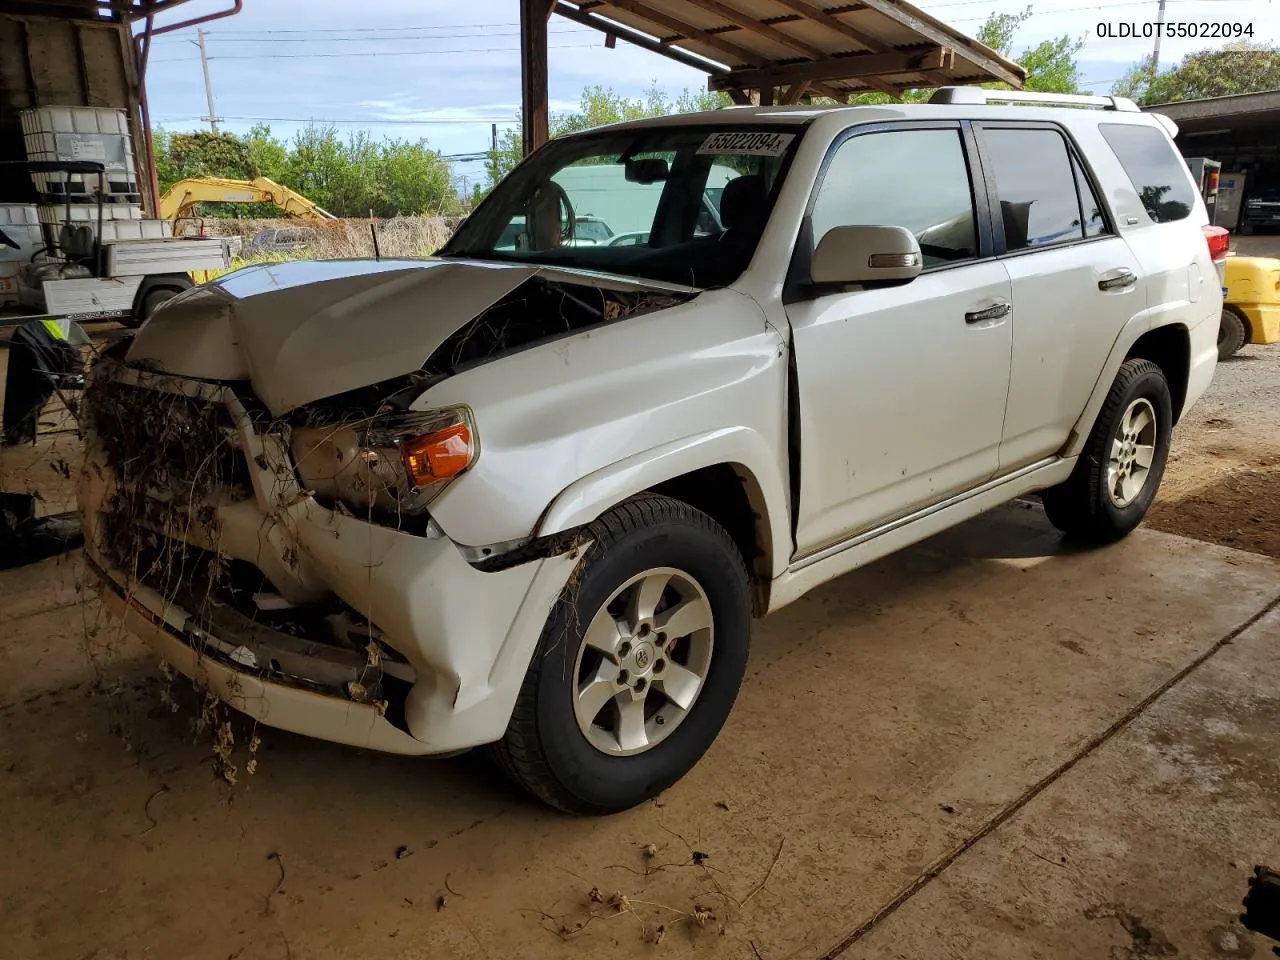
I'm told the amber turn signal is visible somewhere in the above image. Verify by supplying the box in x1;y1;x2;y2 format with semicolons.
400;423;473;487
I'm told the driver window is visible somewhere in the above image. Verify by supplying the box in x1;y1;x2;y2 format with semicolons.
810;128;977;269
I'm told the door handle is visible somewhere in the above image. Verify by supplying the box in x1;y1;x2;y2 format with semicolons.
965;300;1011;324
1098;268;1137;291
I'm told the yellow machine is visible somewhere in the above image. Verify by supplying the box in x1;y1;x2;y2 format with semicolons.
158;176;336;221
1219;255;1280;359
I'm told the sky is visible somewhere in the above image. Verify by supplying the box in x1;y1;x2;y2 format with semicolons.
141;0;1280;192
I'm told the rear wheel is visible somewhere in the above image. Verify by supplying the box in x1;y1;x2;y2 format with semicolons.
492;494;751;814
1218;306;1248;360
123;285;184;328
1042;358;1173;544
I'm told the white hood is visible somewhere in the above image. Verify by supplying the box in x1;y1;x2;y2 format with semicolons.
125;257;693;416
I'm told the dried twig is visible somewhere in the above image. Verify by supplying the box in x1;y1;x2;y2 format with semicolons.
268;851;286;895
741;839;785;907
1027;848;1067;869
444;873;462;897
136;784;169;836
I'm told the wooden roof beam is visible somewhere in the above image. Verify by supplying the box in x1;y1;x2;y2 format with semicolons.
553;2;732;74
588;0;763;68
766;0;887;53
854;0;1023;87
587;0;850;101
710;45;951;90
679;0;835;61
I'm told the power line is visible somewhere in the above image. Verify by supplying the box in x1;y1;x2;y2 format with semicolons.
150;40;600;63
152;114;517;124
152;27;587;44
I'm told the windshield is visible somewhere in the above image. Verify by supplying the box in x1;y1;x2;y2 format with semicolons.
443;125;803;288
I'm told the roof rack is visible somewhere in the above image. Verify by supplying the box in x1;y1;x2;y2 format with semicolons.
929;87;1140;113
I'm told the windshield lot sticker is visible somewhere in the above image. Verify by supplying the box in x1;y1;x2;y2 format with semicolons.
697;132;794;157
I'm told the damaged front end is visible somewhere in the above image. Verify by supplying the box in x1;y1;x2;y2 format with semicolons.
79;261;685;754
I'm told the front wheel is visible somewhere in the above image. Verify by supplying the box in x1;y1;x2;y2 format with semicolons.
1041;358;1173;544
492;494;751;814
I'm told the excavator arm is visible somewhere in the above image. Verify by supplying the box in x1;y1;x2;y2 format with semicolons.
159;177;337;221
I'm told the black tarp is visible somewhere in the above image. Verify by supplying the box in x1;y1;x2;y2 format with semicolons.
3;319;84;447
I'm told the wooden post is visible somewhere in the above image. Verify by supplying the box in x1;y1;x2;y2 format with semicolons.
521;0;550;156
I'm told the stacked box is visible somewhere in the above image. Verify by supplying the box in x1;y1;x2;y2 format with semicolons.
20;106;140;201
0;205;45;264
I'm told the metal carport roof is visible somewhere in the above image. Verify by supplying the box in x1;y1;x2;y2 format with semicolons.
518;0;1024;153
551;0;1025;102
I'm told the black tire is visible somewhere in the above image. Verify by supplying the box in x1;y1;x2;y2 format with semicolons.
491;494;751;815
1239;221;1254;236
1218;306;1248;361
123;286;183;328
1041;358;1173;544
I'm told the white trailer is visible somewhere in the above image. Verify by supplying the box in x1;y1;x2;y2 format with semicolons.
1;160;230;328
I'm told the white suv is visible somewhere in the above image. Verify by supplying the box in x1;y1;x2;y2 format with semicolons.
81;88;1223;813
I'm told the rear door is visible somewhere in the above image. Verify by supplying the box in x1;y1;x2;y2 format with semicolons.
973;123;1144;471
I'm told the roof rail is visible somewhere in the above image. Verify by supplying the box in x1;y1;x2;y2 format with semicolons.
929;87;1140;112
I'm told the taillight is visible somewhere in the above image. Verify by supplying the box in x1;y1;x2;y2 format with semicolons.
1203;225;1229;263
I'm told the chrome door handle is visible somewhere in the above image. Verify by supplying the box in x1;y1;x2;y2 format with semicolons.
1098;268;1137;291
965;300;1011;324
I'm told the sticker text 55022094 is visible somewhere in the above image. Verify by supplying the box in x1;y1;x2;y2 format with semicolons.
697;132;795;157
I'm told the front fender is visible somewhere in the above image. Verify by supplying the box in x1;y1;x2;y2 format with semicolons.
536;427;792;579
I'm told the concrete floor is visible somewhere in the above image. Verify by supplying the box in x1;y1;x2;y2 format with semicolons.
3;503;1279;960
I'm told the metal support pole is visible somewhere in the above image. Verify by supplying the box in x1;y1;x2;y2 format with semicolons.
520;0;549;156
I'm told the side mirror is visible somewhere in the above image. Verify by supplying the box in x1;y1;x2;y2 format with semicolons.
810;224;923;286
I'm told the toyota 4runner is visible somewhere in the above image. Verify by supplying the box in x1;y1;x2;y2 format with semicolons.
80;88;1224;813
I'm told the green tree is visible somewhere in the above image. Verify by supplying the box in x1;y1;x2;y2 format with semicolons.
242;123;290;181
845;6;1082;105
976;6;1082;93
153;130;253;188
483;83;732;187
152;124;460;218
1113;42;1280;105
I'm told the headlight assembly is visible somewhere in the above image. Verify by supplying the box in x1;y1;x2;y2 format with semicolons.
290;406;477;517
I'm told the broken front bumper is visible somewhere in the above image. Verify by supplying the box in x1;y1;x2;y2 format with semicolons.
80;363;582;755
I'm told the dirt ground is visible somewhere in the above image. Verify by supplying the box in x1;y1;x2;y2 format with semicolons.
1148;341;1280;559
2;321;1280;959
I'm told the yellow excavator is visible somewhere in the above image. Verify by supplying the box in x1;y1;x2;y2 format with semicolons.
158;176;337;221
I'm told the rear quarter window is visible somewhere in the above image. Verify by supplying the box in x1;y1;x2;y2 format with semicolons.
1099;123;1197;224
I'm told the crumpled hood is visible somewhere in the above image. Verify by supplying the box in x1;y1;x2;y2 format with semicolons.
125;257;693;416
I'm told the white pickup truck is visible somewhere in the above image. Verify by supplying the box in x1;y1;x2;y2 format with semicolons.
80;88;1223;814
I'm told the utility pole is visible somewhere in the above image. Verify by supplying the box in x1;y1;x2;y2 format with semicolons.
1151;0;1168;71
195;28;222;133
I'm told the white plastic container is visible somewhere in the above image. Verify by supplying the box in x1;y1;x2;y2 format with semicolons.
21;106;139;197
0;204;40;227
37;202;143;230
95;219;173;241
0;223;44;263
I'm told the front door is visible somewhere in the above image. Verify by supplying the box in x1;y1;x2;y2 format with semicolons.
785;124;1013;558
